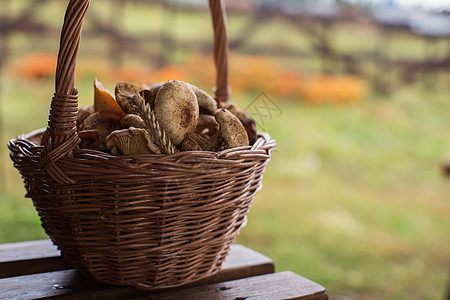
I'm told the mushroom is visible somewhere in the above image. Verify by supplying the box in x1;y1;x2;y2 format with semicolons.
154;80;199;145
179;136;202;151
77;105;95;129
187;132;213;151
242;118;258;145
188;83;218;115
214;108;249;149
115;81;143;114
105;127;161;155
78;129;101;150
225;103;257;144
79;112;122;144
121;114;147;129
195;114;219;136
94;78;125;118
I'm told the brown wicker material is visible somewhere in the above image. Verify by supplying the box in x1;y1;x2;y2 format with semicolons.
8;0;275;290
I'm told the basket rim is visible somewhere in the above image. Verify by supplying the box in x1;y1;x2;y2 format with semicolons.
11;127;275;156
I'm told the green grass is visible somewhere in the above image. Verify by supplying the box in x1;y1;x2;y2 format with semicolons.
1;2;450;299
2;75;448;299
234;88;450;300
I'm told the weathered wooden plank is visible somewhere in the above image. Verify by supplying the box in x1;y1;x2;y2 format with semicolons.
0;239;59;262
142;271;329;300
208;244;275;284
0;240;273;279
0;256;72;280
0;240;71;279
0;240;328;299
0;269;142;300
0;270;327;300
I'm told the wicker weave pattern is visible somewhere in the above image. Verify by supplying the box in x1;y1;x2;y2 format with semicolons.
8;0;275;290
9;130;275;288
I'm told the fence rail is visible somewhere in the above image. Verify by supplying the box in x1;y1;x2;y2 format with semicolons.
1;0;449;94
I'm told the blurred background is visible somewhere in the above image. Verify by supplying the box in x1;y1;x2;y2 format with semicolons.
0;0;449;299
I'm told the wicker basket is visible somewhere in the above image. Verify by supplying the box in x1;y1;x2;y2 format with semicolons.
8;0;275;290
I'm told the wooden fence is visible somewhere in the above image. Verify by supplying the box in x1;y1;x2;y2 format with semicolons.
0;0;449;94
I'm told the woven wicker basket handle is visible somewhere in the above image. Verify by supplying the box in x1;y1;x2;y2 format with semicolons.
38;0;230;184
209;0;230;104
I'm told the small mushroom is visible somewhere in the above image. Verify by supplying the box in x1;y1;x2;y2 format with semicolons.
195;114;219;136
225;103;247;120
78;129;101;150
225;103;257;144
105;127;161;155
79;112;122;144
187;132;213;151
154;80;199;145
121;114;147;129
214;108;249;149
242;118;258;145
77;105;95;129
188;83;218;115
179;136;202;151
115;81;143;114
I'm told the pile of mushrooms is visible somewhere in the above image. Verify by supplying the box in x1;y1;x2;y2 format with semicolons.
77;79;257;155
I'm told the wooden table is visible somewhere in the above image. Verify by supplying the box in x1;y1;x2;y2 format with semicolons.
0;240;328;299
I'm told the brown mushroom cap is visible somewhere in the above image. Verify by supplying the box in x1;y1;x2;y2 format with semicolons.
242;118;258;145
79;112;122;144
225;103;257;144
115;81;143;114
154;80;199;145
214;108;249;149
105;127;161;155
180;136;202;151
78;129;101;150
188;83;218;115
225;103;253;123
196;114;219;136
187;132;213;151
121;114;147;129
77;105;95;129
